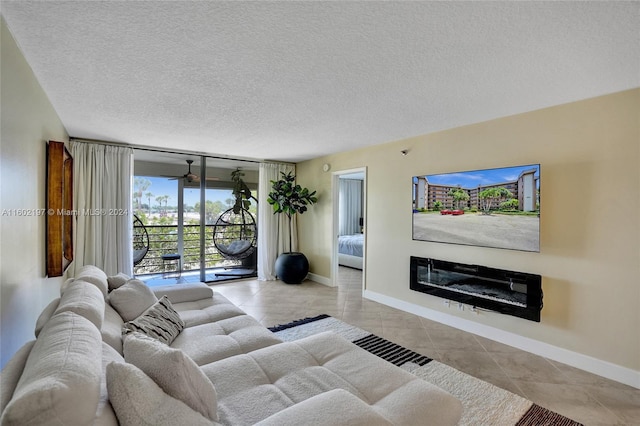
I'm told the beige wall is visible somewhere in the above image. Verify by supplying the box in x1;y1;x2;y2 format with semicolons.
297;89;640;373
1;17;69;367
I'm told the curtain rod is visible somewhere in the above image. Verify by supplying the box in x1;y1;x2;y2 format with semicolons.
69;137;294;165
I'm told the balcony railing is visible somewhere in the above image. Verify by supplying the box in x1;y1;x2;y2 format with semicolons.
134;223;241;275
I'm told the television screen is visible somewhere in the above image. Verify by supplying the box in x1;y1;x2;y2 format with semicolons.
412;164;540;252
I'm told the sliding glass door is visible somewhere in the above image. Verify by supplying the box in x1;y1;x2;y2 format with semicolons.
133;151;259;282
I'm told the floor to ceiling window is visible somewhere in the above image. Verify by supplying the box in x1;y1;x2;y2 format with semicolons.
132;151;259;283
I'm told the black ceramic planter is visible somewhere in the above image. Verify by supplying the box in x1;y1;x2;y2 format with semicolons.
275;252;309;284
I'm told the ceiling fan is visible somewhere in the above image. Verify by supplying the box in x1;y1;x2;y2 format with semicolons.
182;159;198;182
168;160;219;183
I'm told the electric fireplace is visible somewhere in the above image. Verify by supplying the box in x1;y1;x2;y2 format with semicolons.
410;256;543;322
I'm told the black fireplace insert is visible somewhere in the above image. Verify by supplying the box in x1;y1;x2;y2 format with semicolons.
410;256;543;322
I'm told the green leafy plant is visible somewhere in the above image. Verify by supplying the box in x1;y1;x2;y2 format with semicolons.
478;187;513;214
231;169;257;214
499;198;519;211
447;187;470;210
267;171;318;252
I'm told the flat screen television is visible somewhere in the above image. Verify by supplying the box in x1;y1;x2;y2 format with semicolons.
412;164;540;252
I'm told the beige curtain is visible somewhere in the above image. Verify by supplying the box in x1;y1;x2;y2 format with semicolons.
257;162;296;280
70;141;133;276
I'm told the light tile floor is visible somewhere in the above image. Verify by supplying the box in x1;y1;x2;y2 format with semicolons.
208;267;639;426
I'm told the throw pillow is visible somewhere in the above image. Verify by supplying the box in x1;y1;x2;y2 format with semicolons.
122;296;184;345
106;362;215;426
124;332;218;421
107;273;131;292
108;279;158;321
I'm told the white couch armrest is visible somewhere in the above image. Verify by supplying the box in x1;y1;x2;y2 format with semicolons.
0;340;36;412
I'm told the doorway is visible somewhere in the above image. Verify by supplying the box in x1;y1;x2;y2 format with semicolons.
332;167;367;290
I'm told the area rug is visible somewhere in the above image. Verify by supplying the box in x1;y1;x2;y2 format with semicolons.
269;314;582;426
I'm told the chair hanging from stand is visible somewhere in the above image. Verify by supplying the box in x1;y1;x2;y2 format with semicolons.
133;214;149;266
212;208;257;261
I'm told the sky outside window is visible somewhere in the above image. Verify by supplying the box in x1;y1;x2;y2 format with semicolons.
135;176;233;208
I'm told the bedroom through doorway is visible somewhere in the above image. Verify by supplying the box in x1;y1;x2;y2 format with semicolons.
332;168;366;290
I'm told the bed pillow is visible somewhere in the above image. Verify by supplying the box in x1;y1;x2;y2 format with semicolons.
108;279;158;322
106;362;214;426
122;296;184;345
123;332;217;421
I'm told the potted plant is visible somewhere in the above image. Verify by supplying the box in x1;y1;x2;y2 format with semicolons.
267;171;318;284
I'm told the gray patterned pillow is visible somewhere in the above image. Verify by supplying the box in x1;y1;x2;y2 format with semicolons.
122;296;184;345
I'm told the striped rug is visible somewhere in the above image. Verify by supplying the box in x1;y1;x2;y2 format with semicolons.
352;333;432;366
269;314;583;426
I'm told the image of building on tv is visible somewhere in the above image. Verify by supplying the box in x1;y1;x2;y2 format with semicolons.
412;164;540;252
414;167;538;212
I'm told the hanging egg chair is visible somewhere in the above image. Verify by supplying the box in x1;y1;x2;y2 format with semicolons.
132;214;149;266
212;208;257;260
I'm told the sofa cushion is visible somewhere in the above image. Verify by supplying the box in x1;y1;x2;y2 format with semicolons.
34;298;60;337
201;331;462;426
55;279;105;330
170;315;281;366
106;362;216;426
288;332;462;426
95;342;124;426
101;303;125;355
255;389;393;426
0;340;35;413
171;293;247;328
0;312;102;426
74;264;110;298
123;296;184;345
107;272;131;291
124;332;218;421
108;279;158;321
152;282;214;304
60;277;76;294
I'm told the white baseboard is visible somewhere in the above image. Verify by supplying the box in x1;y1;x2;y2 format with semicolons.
307;273;334;287
364;289;640;390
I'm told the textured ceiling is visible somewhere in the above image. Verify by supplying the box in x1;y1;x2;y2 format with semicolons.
2;1;638;163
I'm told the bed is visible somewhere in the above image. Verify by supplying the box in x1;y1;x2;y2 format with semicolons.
338;233;364;269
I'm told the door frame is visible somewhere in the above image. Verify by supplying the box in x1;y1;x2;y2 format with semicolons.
331;167;367;289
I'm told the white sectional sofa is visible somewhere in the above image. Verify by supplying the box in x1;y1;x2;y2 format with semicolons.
0;265;462;425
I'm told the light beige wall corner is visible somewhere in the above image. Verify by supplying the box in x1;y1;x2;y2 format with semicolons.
1;17;69;367
296;88;640;373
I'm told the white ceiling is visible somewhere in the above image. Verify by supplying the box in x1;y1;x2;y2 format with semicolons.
2;1;638;163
